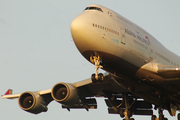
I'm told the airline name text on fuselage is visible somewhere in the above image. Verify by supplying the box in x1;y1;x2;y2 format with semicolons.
125;28;150;45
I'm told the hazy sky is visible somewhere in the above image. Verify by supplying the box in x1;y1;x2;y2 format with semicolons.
1;0;180;120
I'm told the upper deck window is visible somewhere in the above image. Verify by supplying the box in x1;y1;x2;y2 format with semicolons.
84;7;103;12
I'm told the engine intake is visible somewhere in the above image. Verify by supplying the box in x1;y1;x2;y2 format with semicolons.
51;83;79;106
18;92;48;114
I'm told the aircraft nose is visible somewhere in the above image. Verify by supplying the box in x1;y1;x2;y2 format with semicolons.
70;12;105;55
70;16;78;33
70;15;81;41
70;13;89;53
71;14;85;41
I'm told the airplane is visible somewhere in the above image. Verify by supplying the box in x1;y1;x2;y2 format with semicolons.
2;4;180;120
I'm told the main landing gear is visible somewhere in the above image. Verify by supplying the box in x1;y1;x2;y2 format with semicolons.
90;55;104;83
105;92;135;120
122;93;134;120
151;107;168;120
153;108;180;120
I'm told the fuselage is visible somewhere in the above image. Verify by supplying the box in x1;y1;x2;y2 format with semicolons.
71;4;180;71
71;5;180;106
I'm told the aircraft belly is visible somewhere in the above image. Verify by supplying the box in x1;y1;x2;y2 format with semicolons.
82;48;180;106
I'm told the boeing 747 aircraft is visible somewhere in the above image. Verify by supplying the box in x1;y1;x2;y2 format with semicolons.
2;5;180;120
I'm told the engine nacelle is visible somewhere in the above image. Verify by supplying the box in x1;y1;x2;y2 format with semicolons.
18;92;48;114
51;83;79;106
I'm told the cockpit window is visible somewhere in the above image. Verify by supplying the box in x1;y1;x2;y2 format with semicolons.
84;7;103;12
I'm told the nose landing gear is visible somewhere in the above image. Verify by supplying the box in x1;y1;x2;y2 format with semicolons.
90;55;104;83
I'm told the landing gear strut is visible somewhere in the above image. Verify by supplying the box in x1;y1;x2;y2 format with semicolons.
90;55;103;83
122;93;133;120
104;92;135;120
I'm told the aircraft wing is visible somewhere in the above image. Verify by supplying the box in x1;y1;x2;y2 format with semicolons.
3;64;178;116
2;93;21;99
137;61;180;77
157;65;180;78
136;62;180;87
2;73;128;99
2;73;131;114
2;89;52;99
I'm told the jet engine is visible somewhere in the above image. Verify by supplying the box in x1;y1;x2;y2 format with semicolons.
51;83;79;106
18;92;48;114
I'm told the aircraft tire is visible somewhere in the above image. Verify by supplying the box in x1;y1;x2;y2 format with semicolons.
159;114;164;120
91;74;96;83
119;109;124;118
178;113;180;120
98;73;104;82
151;115;156;120
127;110;132;118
